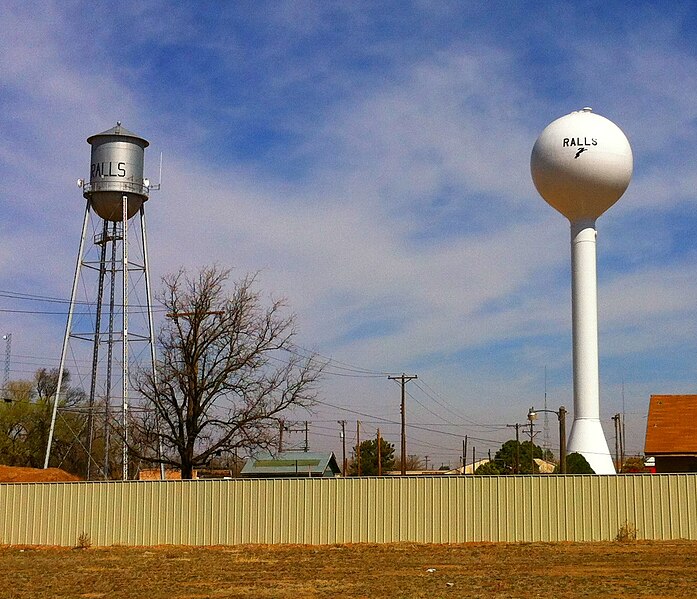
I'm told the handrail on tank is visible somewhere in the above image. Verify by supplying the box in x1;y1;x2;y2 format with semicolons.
83;180;150;197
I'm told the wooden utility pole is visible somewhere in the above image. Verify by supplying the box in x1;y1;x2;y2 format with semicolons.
278;419;285;453
618;413;625;473
558;406;567;474
356;420;361;476
462;436;468;475
612;414;620;471
338;420;347;476
377;428;382;476
506;423;522;474
388;373;417;475
304;421;309;452
472;446;475;473
526;420;540;472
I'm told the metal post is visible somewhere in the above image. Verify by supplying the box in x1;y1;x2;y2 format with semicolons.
45;201;91;469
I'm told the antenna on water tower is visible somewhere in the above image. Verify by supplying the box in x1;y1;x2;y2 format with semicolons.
531;108;633;474
44;122;160;480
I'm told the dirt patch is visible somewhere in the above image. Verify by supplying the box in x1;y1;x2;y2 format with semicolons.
0;541;696;598
0;465;80;483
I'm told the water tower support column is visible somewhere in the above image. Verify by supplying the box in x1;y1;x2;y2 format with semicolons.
44;201;92;469
567;218;614;473
140;205;166;480
122;195;129;480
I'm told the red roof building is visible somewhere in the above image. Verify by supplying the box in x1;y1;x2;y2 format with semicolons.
644;395;697;473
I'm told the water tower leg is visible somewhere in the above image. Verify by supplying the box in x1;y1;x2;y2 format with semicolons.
567;219;615;474
139;206;165;480
45;201;92;469
121;195;129;480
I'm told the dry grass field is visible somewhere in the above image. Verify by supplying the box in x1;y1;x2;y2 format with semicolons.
1;540;696;598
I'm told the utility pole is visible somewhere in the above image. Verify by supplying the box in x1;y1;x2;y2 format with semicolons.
356;420;361;476
525;418;540;473
618;412;625;473
472;446;475;473
2;333;11;395
377;428;382;476
278;419;285;453
612;413;620;471
559;406;567;474
506;423;522;474
338;420;347;476
388;373;417;475
424;455;429;470
304;421;309;452
621;379;627;470
543;365;550;457
462;436;467;475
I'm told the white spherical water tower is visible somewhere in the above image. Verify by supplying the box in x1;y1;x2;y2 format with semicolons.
45;123;160;480
531;108;633;475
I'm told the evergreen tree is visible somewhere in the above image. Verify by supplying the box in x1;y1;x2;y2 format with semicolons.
349;437;395;475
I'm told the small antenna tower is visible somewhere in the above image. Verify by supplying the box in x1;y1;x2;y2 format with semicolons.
621;377;626;463
543;366;550;456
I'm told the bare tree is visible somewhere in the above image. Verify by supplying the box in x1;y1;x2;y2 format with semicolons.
134;266;323;478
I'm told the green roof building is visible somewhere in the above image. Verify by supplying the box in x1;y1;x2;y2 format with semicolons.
240;451;341;478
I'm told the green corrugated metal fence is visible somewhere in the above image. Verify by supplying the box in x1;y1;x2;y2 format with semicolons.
1;475;695;547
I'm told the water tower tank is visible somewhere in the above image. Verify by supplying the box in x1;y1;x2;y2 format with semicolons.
85;122;149;221
530;108;633;222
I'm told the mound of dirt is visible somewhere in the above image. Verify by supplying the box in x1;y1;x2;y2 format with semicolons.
0;465;81;483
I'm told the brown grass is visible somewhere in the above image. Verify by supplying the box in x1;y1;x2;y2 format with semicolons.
1;541;695;598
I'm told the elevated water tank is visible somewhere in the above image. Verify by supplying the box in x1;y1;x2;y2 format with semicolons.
84;122;149;221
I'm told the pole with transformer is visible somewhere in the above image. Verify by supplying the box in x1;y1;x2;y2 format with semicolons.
462;436;467;475
528;406;567;474
338;420;347;476
388;373;417;475
506;423;522;474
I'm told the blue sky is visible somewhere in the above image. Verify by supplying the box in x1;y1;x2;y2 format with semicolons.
3;1;697;465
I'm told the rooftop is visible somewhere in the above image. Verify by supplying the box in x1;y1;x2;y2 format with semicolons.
645;395;697;455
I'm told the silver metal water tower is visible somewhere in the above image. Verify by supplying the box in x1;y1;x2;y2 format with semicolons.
44;122;159;480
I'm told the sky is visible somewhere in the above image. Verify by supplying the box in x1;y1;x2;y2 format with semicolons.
2;1;697;467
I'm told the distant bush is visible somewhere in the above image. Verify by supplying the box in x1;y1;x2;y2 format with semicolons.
75;532;91;549
616;521;637;542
